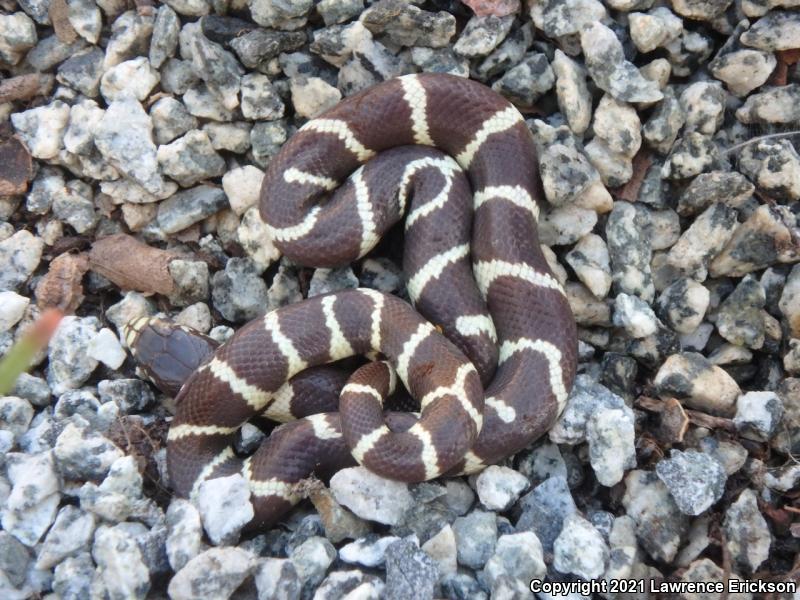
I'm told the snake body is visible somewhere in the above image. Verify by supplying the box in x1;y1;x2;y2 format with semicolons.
127;73;577;529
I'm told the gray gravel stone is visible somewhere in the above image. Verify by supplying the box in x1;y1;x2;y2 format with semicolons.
741;10;800;51
553;513;609;579
54;422;123;480
580;22;663;103
454;14;514;57
737;84;800;125
677;171;754;216
654;352;740;416
362;0;455;48
491;53;553;107
475;466;529;512
150;4;180;68
308;267;359;297
316;570;384;599
661;132;720;180
254;558;301;600
166;499;204;571
655;449;726;515
666;202;737;281
385;539;439;600
157;129;226;187
515;475;575;553
710;48;776;96
734;391;784;441
157;185;227;234
551;49;592;135
622;470;689;563
723;489;771;572
211;257;268;323
482;531;545;593
195;474;254;545
680;81;726;135
289;535;335;593
35;505;96;570
716;276;766;349
168;547;255;599
643;86;685;155
606;201;654;303
656;277;709;334
452;509;497;569
0;12;37;64
55;47;105;97
2;451;60;547
330;467;413;526
150;97;198;145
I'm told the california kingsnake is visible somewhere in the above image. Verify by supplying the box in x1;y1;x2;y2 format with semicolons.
126;73;578;530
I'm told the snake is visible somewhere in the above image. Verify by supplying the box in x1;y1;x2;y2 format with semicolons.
125;73;578;530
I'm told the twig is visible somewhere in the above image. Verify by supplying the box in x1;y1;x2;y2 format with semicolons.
724;130;800;155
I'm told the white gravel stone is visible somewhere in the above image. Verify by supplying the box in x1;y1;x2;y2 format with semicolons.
238;207;281;271
629;7;682;53
587;407;636;487
47;316;101;395
254;558;302;600
421;524;457;578
330;467;413;525
654;352;740;416
54;422;124;481
0;231;44;293
613;293;658;338
655;449;727;515
553;513;609;580
340;535;401;568
166;499;205;571
551;49;592;135
483;531;545;590
87;327;126;370
100;56;160;102
0;12;37;64
94;97;170;197
1;451;60;546
475;465;529;511
194;474;255;546
93;523;151;600
289;536;336;589
734;391;784;442
290;76;342;118
724;489;771;572
222;165;265;216
35;505;96;570
11;100;70;160
157;129;226;187
0;396;34;443
169;547;255;599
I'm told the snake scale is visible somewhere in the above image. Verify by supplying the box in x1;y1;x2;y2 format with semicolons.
126;73;578;529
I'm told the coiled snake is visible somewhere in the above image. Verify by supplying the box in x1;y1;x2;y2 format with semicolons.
126;73;578;529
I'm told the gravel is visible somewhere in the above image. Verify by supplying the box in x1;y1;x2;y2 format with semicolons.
0;0;797;596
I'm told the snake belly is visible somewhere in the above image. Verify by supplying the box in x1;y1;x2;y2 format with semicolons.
163;73;578;529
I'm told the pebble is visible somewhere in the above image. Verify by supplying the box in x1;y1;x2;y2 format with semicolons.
737;140;800;202
2;451;60;546
565;234;612;299
551;49;592;135
656;277;709;334
211;257;268;323
0;13;37;65
35;505;96;570
194;474;254;545
734;391;784;442
677;171;754;216
643;87;686;154
539;205;598;247
0;531;30;588
238;207;281;271
698;437;748;476
680;81;726;135
241;73;285;120
491;53;553;107
254;558;302;600
587;406;636;486
421;524;456;578
606;201;654;303
204;122;252;153
330;467;413;526
52;552;93;600
289;535;336;592
93;523;151;599
580;22;663;103
150;97;198;146
622;470;689;563
741;10;800;51
168;547;255;600
454;15;515;57
474;465;528;511
55;46;104;97
150;4;180;68
452;509;496;569
0;396;33;443
723;489;771;572
317;0;364;25
98;379;154;413
309;267;359;297
46;316;100;395
100;56;160;102
157;130;226;187
157;185;227;234
385;539;439;600
654;352;740;416
54;422;123;480
666;202;737;281
764;464;800;493
737;84;800;125
629;7;682;53
166;499;204;571
710;48;775;96
655;449;726;515
553;513;609;580
515;476;575;553
289;76;341;119
780;265;800;338
713;205;799;277
0;231;44;293
10;100;70;160
87;327;126;369
661;132;720;180
340;535;400;567
716;276;766;349
483;531;545;593
93;97;169;197
665;30;714;77
11;374;50;408
183;24;243;111
316;570;384;599
613;293;658;338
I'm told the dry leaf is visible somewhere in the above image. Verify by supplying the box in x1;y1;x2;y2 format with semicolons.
48;0;78;43
659;397;689;444
461;0;520;17
0;138;34;196
769;48;800;86
611;151;652;203
89;234;179;296
35;252;89;313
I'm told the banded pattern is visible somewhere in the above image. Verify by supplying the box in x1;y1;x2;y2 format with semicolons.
143;73;577;529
